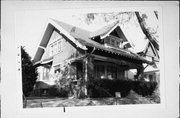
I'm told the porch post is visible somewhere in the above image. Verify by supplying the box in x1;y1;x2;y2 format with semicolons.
83;55;94;97
136;64;144;80
84;57;88;96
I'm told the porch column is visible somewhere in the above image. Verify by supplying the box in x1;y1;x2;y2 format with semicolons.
83;56;94;96
84;58;88;96
136;64;144;80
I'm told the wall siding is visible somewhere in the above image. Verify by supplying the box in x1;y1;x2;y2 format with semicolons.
52;35;82;66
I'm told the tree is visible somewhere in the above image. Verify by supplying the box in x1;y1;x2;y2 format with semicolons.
21;46;38;97
135;12;159;51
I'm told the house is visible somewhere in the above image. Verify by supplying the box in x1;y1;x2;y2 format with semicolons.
33;19;153;97
137;40;160;82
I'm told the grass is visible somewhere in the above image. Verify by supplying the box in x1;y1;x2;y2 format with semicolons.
24;90;160;108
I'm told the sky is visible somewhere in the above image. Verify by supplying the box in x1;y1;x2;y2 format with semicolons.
15;10;158;59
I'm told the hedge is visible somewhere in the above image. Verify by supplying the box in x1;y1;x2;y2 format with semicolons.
48;85;69;97
132;81;157;97
87;79;157;98
86;79;133;98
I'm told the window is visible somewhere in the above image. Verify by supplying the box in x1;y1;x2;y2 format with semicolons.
95;63;119;80
43;68;50;80
111;39;115;46
104;35;124;48
95;65;105;79
49;37;62;56
149;74;153;81
116;41;120;48
107;65;117;79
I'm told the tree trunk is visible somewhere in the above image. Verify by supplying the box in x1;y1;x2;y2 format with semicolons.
135;12;159;51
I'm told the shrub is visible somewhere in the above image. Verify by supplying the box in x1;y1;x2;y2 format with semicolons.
48;85;69;97
48;85;60;97
86;79;133;98
132;81;157;96
58;87;69;97
87;79;157;98
114;79;133;97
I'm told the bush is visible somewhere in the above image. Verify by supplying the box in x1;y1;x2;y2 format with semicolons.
132;81;157;96
48;85;69;97
48;85;60;97
86;79;133;98
87;78;157;98
114;79;133;97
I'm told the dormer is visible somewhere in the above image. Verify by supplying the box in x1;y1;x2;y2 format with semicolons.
90;21;131;49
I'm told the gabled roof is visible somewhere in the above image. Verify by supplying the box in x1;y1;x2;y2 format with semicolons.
52;19;91;41
33;19;152;65
90;21;119;38
33;19;88;63
89;21;128;42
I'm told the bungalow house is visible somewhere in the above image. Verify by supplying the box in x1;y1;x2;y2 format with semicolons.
33;19;153;97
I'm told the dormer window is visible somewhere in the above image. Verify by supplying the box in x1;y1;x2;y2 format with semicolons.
111;39;115;46
104;35;124;48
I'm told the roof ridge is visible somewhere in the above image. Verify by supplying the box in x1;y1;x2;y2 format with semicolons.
51;18;92;33
89;20;120;38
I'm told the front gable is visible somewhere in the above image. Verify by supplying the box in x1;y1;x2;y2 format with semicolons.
36;28;85;67
33;19;88;65
90;22;131;49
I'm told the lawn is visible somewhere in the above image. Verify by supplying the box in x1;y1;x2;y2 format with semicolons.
25;90;160;108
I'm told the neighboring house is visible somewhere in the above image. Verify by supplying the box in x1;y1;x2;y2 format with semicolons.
33;19;153;96
137;40;160;82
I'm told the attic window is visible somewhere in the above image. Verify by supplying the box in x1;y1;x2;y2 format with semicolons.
49;36;63;56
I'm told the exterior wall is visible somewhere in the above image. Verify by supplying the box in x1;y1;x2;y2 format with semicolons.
41;29;83;72
52;36;80;67
37;29;84;86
